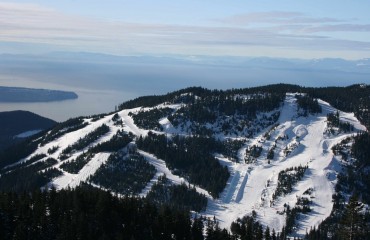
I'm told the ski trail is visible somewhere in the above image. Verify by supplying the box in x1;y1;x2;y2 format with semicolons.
223;171;240;204
139;171;162;197
52;152;111;189
203;93;366;238
234;170;249;203
119;108;149;137
138;150;212;198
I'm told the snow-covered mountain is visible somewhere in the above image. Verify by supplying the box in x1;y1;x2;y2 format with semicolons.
0;84;368;238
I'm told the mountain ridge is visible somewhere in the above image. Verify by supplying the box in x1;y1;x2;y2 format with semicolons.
0;110;56;150
0;84;369;238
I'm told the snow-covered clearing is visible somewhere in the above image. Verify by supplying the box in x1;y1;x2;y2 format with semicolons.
14;129;42;138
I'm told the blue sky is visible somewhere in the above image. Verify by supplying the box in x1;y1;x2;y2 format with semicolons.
1;0;370;59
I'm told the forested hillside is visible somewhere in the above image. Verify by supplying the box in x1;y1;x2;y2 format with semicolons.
0;84;369;239
0;110;56;150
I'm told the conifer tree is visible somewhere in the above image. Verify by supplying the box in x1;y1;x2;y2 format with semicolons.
265;226;271;240
271;229;277;240
191;217;204;240
339;195;365;240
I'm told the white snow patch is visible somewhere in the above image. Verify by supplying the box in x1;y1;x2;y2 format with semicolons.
14;129;42;138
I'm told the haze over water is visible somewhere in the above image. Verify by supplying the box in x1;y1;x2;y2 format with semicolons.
1;1;370;121
0;53;369;121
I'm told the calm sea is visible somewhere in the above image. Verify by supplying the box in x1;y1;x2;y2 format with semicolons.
0;89;129;122
1;58;369;122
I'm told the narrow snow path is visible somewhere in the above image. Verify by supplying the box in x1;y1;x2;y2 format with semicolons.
52;152;111;189
119;108;149;137
138;150;212;198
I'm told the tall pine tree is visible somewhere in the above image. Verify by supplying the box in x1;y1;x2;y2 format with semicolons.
339;195;365;240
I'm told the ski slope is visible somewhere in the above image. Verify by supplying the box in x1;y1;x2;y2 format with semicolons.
203;93;366;237
6;93;366;237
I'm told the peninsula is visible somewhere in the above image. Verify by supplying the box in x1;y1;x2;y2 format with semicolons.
0;86;78;102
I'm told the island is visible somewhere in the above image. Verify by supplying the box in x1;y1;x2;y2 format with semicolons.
0;86;78;102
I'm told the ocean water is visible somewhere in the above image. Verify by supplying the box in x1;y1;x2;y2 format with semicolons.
0;89;128;122
0;57;369;121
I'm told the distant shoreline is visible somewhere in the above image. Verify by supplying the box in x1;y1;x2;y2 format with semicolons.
0;86;78;103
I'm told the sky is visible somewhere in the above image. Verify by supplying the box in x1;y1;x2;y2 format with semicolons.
1;0;370;60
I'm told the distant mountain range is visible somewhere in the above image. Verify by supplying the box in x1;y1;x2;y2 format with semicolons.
0;110;56;150
4;52;369;74
0;86;78;103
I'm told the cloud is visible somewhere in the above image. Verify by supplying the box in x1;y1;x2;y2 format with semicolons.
217;11;344;25
0;3;369;59
301;24;370;33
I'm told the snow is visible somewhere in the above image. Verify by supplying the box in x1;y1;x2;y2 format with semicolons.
119;108;149;137
159;117;184;135
118;103;184;137
202;93;366;237
319;98;367;132
52;152;110;189
138;150;212;198
16;111;129;166
6;92;366;238
6;111;128;187
14;129;42;138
